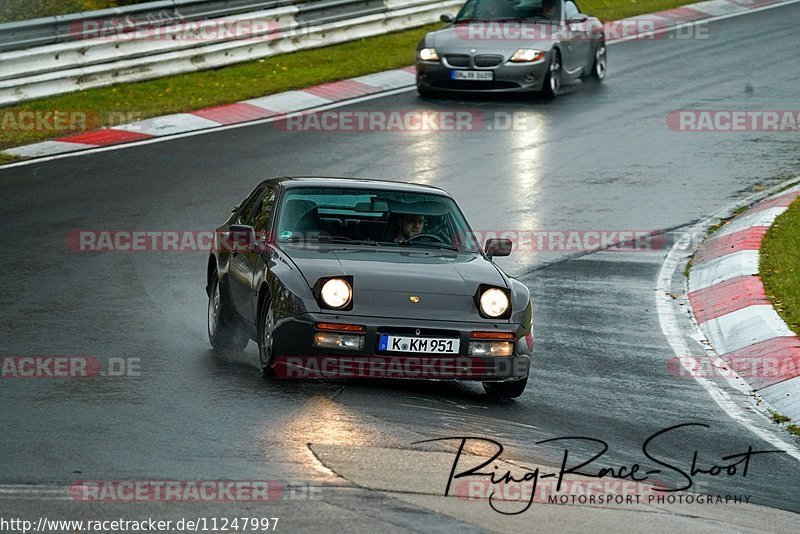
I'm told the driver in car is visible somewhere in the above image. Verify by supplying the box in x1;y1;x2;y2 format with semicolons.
393;214;425;242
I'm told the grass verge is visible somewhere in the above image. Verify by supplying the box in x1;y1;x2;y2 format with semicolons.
760;197;800;334
1;0;704;156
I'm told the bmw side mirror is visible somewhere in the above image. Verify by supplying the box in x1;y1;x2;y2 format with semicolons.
485;238;512;259
568;14;588;25
440;13;453;23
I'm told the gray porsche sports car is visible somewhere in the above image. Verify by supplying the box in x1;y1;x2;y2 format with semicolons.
206;177;533;398
416;0;607;97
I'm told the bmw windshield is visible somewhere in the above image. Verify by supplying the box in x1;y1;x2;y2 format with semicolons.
454;0;562;22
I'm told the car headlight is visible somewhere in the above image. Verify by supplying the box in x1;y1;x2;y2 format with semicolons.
320;278;352;309
510;49;545;63
418;48;440;61
480;288;510;318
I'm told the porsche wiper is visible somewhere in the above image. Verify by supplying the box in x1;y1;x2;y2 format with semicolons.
316;235;378;246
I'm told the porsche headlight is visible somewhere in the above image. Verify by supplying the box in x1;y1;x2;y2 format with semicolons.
480;288;510;318
418;48;440;61
510;49;545;63
320;278;352;309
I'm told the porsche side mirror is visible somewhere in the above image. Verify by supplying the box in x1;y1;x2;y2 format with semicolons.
228;224;256;250
485;238;512;259
440;13;453;23
568;14;588;25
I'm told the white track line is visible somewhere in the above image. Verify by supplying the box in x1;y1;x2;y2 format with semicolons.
656;177;800;462
2;0;800;170
609;0;800;43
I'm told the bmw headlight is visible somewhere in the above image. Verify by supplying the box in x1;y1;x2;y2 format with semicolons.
480;288;510;318
418;48;440;61
320;278;352;309
510;49;545;63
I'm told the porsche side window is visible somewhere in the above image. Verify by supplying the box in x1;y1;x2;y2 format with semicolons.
251;187;277;234
236;185;266;224
565;1;580;18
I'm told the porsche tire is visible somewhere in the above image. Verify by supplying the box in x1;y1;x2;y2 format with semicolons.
208;270;249;352
258;295;276;377
483;375;528;399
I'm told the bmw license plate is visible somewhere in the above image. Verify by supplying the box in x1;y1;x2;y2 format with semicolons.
451;70;494;81
379;335;459;354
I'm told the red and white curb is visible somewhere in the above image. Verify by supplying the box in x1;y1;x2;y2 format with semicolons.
1;0;795;162
688;184;800;419
1;68;417;159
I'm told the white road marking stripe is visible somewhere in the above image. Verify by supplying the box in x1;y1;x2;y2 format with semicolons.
656;177;800;463
688;249;759;292
0;485;71;500
609;0;800;43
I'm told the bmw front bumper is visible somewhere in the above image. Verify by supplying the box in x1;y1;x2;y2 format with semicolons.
416;59;550;93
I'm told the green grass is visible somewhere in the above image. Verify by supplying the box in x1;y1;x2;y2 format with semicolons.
0;153;20;165
0;0;704;156
788;424;800;438
770;411;792;425
760;198;800;334
0;1;150;23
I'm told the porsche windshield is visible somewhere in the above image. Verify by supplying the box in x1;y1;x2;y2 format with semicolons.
275;187;482;252
454;0;562;22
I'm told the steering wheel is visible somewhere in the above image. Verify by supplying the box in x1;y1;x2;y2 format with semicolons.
405;233;449;244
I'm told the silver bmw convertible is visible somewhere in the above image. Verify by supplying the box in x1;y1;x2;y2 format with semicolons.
415;0;607;97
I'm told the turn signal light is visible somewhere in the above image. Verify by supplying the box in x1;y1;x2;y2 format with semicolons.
470;331;515;340
315;322;366;333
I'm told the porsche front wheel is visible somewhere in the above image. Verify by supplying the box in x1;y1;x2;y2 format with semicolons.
258;297;276;376
483;375;528;399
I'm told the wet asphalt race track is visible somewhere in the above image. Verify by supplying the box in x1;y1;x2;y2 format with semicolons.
2;2;800;531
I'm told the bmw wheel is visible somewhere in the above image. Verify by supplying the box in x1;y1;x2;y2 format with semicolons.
542;51;561;99
208;270;249;352
587;41;607;83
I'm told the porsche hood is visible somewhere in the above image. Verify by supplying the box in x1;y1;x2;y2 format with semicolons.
286;247;509;321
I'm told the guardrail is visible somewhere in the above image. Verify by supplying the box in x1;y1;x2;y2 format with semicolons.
0;0;461;106
0;0;292;52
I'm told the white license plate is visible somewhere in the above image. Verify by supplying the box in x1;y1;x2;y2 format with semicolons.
451;70;494;81
379;335;460;354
